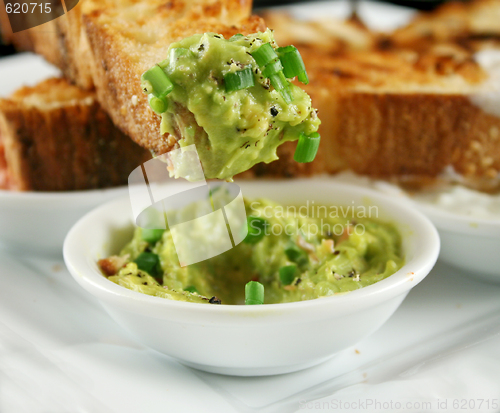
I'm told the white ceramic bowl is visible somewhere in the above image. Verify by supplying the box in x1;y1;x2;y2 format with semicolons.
63;180;440;376
0;187;128;256
415;203;500;283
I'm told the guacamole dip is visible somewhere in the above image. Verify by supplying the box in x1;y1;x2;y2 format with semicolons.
141;30;321;180
99;196;403;305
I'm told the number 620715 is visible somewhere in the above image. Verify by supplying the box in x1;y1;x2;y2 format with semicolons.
5;3;52;14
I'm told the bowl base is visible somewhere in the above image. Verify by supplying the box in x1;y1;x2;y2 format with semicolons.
179;355;337;377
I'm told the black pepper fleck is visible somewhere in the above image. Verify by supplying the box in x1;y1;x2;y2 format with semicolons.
209;296;222;304
270;106;279;117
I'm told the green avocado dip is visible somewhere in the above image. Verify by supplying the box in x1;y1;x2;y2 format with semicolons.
141;29;321;180
99;196;403;305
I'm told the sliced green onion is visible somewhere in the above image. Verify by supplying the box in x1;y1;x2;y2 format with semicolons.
149;96;167;114
294;131;321;163
251;42;278;67
269;71;292;104
245;281;264;305
224;67;255;92
229;33;244;42
277;46;309;85
284;241;309;266
169;47;191;62
134;252;162;278
298;71;309;84
279;265;297;286
262;57;283;78
141;65;174;98
275;45;293;53
184;285;198;294
142;80;153;94
243;216;268;244
141;228;164;244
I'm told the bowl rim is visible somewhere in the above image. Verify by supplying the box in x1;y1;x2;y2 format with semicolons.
0;186;129;202
63;180;440;316
414;201;500;235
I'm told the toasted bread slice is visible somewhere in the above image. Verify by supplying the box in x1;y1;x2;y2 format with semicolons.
259;10;376;53
0;78;151;191
389;0;500;53
243;3;500;191
0;0;265;157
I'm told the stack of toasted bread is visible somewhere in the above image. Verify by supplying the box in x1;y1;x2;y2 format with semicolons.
0;78;151;190
1;0;499;191
0;0;264;190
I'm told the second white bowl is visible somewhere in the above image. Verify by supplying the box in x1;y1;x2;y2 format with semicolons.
415;202;500;282
0;187;128;256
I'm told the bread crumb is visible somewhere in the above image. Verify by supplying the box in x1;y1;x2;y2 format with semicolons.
131;95;139;106
486;168;498;178
355;349;360;354
470;140;482;152
166;135;177;147
482;157;494;167
490;126;499;140
465;163;477;175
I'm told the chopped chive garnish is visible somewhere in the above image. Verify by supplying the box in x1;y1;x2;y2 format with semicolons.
142;80;153;94
277;46;309;85
149;96;167;114
245;281;264;305
184;285;198;294
141;228;164;244
284;241;309;266
134;252;162;278
298;71;309;84
243;216;268;244
169;47;191;62
262;57;283;78
279;265;297;285
229;33;244;41
269;71;292;104
141;65;174;98
224;67;255;92
294;131;321;163
251;42;278;67
275;45;295;54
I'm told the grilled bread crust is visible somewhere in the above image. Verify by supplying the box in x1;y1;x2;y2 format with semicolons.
0;78;151;191
0;0;265;155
